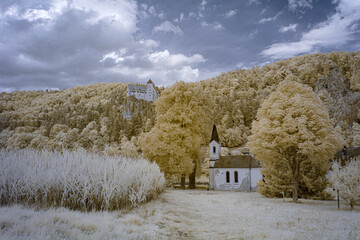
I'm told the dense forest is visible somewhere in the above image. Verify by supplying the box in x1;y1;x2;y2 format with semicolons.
0;83;157;155
0;51;359;156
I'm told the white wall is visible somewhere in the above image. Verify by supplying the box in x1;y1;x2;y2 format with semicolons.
209;168;215;190
213;168;262;191
127;84;158;102
209;140;221;160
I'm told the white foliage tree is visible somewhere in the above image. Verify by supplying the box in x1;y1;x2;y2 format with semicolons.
329;158;360;210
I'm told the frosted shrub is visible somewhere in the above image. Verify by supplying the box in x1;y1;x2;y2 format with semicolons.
0;149;165;211
329;158;360;210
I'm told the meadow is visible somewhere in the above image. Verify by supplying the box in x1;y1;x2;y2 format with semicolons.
1;189;359;239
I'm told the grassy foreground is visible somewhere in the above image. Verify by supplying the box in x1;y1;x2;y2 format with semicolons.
1;189;359;240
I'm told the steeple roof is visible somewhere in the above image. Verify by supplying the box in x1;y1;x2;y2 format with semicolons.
210;124;220;143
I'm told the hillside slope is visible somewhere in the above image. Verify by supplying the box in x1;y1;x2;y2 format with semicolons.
0;83;156;154
0;51;359;152
198;51;360;147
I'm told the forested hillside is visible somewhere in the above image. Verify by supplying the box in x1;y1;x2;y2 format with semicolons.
0;51;359;154
0;83;156;154
198;51;360;147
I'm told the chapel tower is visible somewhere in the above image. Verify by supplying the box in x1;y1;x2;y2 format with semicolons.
209;124;221;190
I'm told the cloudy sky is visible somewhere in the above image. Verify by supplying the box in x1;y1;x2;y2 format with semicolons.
0;0;359;91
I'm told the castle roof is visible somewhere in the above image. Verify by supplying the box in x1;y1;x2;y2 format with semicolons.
210;124;220;143
128;84;146;91
214;155;260;168
147;79;153;84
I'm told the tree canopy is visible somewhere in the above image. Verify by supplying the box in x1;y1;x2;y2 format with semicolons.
248;80;342;201
139;81;212;180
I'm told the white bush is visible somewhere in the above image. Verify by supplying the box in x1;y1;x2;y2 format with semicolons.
329;158;360;210
0;149;165;211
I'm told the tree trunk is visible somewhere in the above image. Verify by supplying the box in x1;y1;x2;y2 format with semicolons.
292;180;298;202
350;199;354;210
292;157;300;203
180;174;186;189
189;162;196;189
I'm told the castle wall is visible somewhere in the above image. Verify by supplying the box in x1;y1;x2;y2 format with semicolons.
126;84;158;102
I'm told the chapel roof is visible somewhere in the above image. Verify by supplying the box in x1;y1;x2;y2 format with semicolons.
214;155;260;168
210;124;220;143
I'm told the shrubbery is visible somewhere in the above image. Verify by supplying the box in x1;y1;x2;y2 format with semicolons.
329;158;360;210
0;149;165;211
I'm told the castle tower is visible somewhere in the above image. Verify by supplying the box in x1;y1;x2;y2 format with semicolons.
209;124;221;190
146;79;157;102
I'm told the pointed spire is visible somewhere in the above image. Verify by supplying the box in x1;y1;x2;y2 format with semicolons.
210;124;220;143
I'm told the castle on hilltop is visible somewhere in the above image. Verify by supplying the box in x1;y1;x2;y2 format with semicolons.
127;79;159;102
123;80;159;119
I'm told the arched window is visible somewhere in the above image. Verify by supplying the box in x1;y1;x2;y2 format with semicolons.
234;171;238;183
213;146;216;153
226;171;230;183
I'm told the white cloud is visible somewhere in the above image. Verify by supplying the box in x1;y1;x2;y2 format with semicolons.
200;0;207;10
261;0;360;60
261;41;316;59
279;23;298;32
180;13;184;22
224;10;237;18
288;0;313;12
174;12;185;23
1;0;67;23
148;6;155;15
201;21;224;31
148;50;205;67
213;22;224;30
138;39;159;49
259;12;281;24
236;62;252;69
108;50;206;85
248;0;261;5
70;0;137;30
101;51;125;64
248;29;258;39
153;21;183;35
139;5;164;19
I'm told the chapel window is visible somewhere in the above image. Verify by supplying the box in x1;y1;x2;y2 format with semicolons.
213;146;216;153
226;171;230;183
234;171;238;183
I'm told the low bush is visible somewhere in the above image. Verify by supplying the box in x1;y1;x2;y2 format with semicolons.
0;149;165;211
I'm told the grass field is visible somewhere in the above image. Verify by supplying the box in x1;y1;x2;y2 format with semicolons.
1;189;359;240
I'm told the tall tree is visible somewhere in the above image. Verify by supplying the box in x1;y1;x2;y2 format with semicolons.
139;81;212;188
248;81;341;202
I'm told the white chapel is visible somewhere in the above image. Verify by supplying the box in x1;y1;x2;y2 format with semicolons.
209;124;262;191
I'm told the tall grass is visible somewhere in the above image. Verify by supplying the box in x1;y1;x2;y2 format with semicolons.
0;149;165;211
